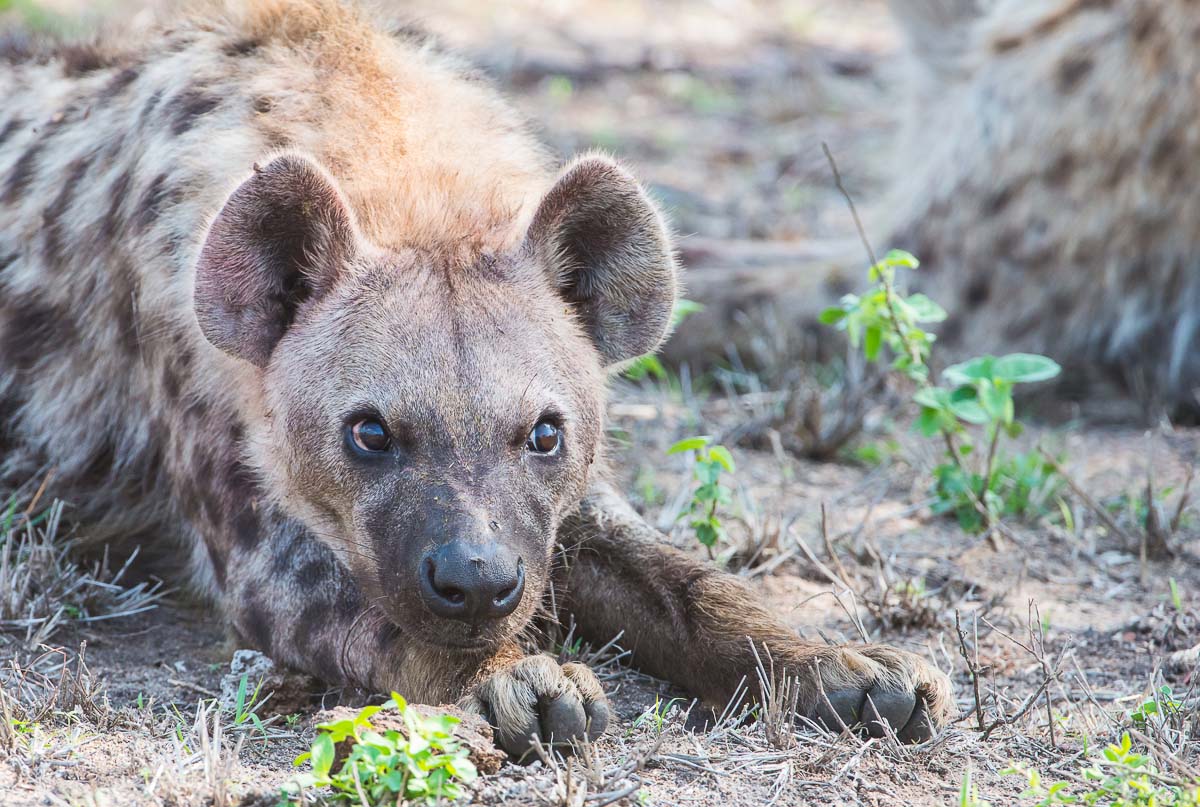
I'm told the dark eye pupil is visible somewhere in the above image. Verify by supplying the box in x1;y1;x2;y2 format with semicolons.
528;422;559;454
352;419;390;452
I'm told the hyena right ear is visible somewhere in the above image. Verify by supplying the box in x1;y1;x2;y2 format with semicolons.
524;155;678;367
194;154;358;367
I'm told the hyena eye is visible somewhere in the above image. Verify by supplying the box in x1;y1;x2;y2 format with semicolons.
526;421;561;455
348;418;391;454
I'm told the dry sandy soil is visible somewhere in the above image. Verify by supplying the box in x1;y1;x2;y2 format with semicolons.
0;1;1197;806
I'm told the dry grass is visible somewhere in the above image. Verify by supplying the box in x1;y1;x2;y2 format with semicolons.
0;498;166;646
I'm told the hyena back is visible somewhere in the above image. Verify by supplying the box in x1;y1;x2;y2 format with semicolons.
0;0;951;755
886;0;1200;412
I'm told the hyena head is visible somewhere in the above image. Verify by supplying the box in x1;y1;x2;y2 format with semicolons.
193;153;676;650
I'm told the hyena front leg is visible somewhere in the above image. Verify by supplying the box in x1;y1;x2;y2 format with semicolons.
209;510;608;755
557;484;954;741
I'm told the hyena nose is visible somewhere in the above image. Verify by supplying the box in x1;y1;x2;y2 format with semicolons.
419;540;525;622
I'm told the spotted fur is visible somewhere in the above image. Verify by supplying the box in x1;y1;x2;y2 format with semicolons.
0;0;950;748
887;0;1200;411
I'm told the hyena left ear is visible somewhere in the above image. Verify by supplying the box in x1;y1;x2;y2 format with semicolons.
524;155;678;367
194;153;359;367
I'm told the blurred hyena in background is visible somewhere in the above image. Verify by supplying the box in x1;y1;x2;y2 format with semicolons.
676;0;1200;418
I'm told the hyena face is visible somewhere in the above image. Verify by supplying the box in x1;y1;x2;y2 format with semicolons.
193;154;676;650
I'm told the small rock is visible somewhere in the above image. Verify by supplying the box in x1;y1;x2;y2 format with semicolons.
219;649;317;715
316;703;507;775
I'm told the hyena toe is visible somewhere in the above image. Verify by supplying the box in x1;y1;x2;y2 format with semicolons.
810;645;953;743
465;655;609;759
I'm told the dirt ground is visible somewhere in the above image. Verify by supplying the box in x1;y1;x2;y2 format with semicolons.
1;1;1198;806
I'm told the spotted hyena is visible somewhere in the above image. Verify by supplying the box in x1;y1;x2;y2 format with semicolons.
0;1;950;754
886;0;1200;413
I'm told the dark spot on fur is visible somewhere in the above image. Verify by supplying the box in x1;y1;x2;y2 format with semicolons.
233;506;260;549
2;139;43;205
1132;7;1161;42
253;96;273;114
98;65;140;103
239;598;274;653
2;296;77;372
377;620;400;649
140;89;163;125
0;117;24;149
206;541;228;588
1057;56;1093;93
162;364;182;399
296;556;333;588
42;155;91;271
1044;152;1074;186
109;258;142;355
0;252;17;275
73;435;118;490
99;169;131;241
291;602;325;656
1105;152;1134;188
1150;134;1180;172
983;186;1014;216
308;644;343;685
185;399;210;420
963;277;991;309
223;37;260;57
171;88;220;136
135;172;173;231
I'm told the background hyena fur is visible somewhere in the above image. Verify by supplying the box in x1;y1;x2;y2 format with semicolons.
0;0;951;754
885;0;1200;413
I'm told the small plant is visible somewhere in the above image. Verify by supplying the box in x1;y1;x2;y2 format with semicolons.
283;693;477;806
229;675;268;738
632;696;683;734
959;768;991;807
820;249;1062;535
1128;686;1183;730
1169;578;1185;614
668;436;736;558
1005;733;1200;806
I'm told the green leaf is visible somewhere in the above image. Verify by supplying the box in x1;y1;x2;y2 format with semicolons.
708;445;735;473
948;399;988;424
818;307;847;325
694;521;720;547
912;386;948;411
672;298;705;326
884;248;919;269
916;407;942;437
624;354;667;381
310;733;335;777
944;355;996;385
668;436;712;455
979;381;1013;424
903;293;947;323
864;326;883;361
992;353;1061;383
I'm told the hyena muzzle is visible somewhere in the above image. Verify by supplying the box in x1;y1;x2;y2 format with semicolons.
0;0;952;756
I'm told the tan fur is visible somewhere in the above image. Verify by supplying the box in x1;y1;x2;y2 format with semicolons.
885;0;1200;410
0;0;950;753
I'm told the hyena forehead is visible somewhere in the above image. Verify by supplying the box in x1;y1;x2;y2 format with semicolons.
273;253;607;440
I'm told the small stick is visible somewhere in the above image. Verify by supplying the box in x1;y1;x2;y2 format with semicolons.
954;610;986;731
819;503;854;589
1038;446;1134;546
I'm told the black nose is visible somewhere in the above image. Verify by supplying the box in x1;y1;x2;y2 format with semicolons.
419;540;525;622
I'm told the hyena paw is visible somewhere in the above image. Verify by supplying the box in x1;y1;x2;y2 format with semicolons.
461;656;610;759
805;644;954;743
